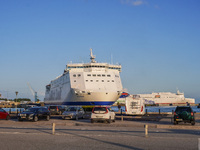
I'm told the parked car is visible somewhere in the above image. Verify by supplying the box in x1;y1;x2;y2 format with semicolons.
197;103;200;108
174;106;195;125
91;106;115;123
0;108;10;120
48;105;67;115
62;106;85;120
18;107;50;122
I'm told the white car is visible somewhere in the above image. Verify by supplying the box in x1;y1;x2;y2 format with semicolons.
91;106;115;123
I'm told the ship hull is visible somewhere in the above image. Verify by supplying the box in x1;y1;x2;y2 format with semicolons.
45;90;121;106
44;101;116;106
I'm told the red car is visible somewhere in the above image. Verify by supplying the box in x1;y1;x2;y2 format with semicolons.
0;108;10;120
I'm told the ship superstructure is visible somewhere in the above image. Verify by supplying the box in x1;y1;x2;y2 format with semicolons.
44;49;123;105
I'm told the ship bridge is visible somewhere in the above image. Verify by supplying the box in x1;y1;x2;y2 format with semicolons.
65;48;121;72
66;63;121;72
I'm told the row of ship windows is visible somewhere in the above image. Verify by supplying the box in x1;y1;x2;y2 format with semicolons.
74;80;115;82
68;66;120;70
73;74;111;77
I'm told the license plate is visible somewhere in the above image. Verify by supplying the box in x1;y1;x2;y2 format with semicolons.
21;116;26;118
176;119;182;121
96;116;103;118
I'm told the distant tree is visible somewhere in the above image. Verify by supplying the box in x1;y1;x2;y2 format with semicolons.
14;98;31;102
0;98;8;101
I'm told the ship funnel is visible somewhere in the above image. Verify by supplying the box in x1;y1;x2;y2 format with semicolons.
177;90;184;95
90;48;96;63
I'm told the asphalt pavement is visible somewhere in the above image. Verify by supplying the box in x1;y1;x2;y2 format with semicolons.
0;114;199;150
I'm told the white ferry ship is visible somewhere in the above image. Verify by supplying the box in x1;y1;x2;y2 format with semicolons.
115;90;195;105
138;90;195;105
44;49;123;105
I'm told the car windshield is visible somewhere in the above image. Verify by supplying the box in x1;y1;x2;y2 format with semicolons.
58;106;65;109
49;106;57;109
175;107;191;113
0;109;5;112
66;107;77;111
25;108;39;113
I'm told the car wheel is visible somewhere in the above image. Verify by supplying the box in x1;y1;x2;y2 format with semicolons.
191;121;195;125
18;117;23;121
174;121;178;125
6;115;10;120
46;115;50;121
113;117;116;122
33;116;38;122
59;111;62;115
107;117;111;124
82;115;85;119
91;119;94;123
75;115;78;120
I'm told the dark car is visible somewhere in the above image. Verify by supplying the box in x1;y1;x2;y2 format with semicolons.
48;105;67;115
18;107;50;122
174;106;195;125
197;103;200;108
0;108;10;120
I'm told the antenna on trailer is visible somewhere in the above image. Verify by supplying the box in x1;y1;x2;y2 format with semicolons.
27;82;38;103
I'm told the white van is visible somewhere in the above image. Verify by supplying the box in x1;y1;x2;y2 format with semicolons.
125;95;145;115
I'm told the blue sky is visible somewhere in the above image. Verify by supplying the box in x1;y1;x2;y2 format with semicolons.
0;0;200;103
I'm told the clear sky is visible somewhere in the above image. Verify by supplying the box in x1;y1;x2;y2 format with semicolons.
0;0;200;103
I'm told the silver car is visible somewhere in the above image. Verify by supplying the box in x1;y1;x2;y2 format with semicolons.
62;106;85;120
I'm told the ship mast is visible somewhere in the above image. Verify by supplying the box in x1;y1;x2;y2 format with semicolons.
90;48;96;63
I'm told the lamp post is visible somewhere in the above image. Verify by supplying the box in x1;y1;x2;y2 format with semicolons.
15;91;18;108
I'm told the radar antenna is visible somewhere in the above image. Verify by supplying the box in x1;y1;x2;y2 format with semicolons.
90;48;96;63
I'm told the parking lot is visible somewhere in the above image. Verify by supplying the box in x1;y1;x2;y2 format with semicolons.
0;114;200;150
1;113;200;129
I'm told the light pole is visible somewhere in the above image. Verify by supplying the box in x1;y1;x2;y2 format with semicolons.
15;91;18;108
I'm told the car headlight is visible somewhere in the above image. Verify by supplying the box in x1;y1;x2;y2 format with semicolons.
29;114;34;117
70;113;76;116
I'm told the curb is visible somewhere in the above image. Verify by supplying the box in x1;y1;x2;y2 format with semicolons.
156;124;200;130
74;121;200;130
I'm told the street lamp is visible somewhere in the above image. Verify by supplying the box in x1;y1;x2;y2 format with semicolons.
15;91;18;108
